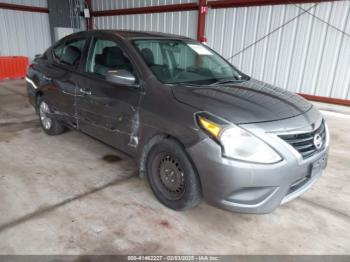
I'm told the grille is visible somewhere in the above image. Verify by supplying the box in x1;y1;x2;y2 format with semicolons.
279;121;326;159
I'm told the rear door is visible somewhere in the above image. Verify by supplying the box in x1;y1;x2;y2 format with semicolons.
42;37;88;127
76;36;142;154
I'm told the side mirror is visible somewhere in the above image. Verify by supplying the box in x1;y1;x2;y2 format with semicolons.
106;70;137;86
34;54;42;59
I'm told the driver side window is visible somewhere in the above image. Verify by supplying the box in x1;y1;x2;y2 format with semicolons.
86;38;133;78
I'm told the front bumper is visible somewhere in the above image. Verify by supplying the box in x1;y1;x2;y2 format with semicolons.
187;108;329;214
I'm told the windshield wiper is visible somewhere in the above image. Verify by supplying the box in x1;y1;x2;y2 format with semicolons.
170;82;201;86
210;76;248;85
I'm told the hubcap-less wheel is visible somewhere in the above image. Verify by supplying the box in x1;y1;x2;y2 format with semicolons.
39;101;52;130
153;153;185;200
147;139;202;210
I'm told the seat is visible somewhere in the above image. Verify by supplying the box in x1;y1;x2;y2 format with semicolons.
94;46;132;76
141;48;155;65
94;50;108;76
141;48;171;81
94;54;104;66
62;45;81;66
105;46;132;71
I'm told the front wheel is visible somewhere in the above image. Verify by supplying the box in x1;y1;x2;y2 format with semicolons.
37;96;66;136
146;138;201;210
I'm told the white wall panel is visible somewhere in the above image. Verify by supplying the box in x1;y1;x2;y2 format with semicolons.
206;1;350;100
0;1;51;60
93;0;197;39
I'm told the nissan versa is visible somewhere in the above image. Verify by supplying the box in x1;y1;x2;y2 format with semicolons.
26;30;329;214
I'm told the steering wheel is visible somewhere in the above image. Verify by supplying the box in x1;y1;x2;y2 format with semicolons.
172;66;200;80
185;66;198;73
186;66;214;77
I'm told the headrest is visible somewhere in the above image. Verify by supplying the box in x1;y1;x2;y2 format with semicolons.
104;46;125;67
103;46;123;55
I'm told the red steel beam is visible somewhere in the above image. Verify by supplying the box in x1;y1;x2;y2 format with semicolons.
0;2;48;13
197;0;207;42
92;3;198;17
86;0;93;30
298;94;350;107
207;0;336;8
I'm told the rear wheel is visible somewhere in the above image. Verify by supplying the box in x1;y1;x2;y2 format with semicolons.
146;138;201;210
37;96;66;136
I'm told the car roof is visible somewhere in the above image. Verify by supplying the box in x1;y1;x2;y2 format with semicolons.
71;30;192;40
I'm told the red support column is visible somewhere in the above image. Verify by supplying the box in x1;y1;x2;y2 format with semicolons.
197;0;207;43
86;0;93;30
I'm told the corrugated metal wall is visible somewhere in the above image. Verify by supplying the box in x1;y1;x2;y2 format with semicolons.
206;1;350;100
0;0;51;60
47;0;86;42
87;0;350;100
93;0;198;39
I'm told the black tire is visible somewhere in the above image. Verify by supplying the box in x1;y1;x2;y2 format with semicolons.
146;138;201;210
37;96;66;136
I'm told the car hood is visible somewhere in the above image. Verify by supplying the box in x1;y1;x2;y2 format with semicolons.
171;78;313;124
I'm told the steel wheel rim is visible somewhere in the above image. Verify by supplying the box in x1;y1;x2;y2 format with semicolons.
152;153;186;200
39;101;52;130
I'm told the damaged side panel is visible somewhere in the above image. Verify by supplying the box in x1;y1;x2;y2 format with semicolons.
76;75;142;156
37;62;79;127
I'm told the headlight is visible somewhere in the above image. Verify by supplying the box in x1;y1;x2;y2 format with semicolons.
220;126;281;163
197;114;282;164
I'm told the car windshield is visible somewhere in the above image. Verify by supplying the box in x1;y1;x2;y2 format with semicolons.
133;39;247;85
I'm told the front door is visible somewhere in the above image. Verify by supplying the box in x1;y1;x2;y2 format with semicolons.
76;37;142;154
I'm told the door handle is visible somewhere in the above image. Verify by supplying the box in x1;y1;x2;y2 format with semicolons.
79;88;92;95
43;75;51;81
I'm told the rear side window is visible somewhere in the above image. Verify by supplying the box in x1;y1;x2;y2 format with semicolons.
86;38;133;78
53;44;64;61
53;38;86;67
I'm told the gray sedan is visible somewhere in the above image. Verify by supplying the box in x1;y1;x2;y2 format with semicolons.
26;30;329;213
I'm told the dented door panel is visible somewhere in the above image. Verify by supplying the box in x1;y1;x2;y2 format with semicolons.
77;75;141;155
39;63;77;126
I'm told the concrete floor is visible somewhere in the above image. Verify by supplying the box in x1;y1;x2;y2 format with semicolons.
0;79;349;255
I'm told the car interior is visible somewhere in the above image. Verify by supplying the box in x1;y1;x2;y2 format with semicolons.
60;45;82;66
140;47;171;80
94;46;133;76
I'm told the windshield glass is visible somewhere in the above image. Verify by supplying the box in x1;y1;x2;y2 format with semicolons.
133;39;246;85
